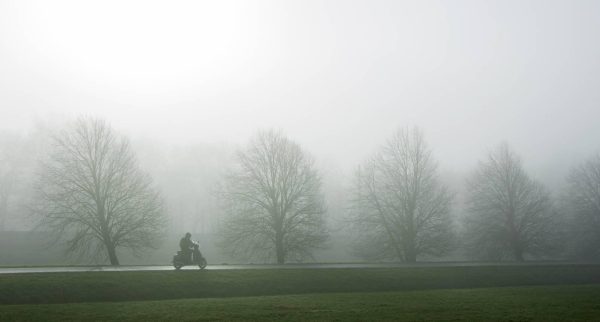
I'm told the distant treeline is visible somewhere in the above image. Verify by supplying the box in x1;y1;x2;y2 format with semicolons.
0;118;598;265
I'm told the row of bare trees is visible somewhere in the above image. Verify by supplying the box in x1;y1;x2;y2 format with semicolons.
347;130;600;262
217;127;600;264
3;117;599;265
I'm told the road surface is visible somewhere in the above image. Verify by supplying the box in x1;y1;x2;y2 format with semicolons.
0;261;586;274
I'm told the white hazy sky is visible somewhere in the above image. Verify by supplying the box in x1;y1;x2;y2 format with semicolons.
1;0;600;184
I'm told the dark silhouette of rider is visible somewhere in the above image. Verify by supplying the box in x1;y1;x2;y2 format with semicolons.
180;232;194;263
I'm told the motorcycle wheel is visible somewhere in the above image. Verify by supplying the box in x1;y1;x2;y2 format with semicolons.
174;261;183;270
198;258;207;270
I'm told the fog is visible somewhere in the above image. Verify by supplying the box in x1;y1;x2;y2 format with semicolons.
1;0;600;265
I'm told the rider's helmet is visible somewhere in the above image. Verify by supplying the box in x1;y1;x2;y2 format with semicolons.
185;232;191;238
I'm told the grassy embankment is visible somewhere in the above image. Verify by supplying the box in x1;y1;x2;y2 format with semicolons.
1;265;600;320
3;285;600;321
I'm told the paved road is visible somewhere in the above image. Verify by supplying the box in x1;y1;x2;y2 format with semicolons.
0;261;587;274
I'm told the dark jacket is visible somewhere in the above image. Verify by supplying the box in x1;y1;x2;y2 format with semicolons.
180;237;194;252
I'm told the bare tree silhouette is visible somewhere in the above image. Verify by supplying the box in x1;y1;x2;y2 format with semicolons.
464;144;557;261
564;153;600;259
33;118;166;265
219;130;328;264
349;127;454;262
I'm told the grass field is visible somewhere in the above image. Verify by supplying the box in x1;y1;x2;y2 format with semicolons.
1;265;599;320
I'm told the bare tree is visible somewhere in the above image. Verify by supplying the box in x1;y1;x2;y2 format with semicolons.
564;153;600;259
218;130;328;264
464;144;556;261
349;127;454;263
33;118;166;265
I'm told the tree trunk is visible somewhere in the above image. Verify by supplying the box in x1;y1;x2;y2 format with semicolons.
275;231;285;264
513;243;524;262
509;230;525;261
507;211;524;262
400;235;418;263
106;242;120;266
404;222;418;263
404;243;417;263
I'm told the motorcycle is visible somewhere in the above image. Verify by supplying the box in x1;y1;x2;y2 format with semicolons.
173;241;207;270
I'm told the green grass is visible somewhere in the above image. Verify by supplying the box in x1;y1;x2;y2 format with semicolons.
1;265;600;305
2;284;600;321
2;265;600;321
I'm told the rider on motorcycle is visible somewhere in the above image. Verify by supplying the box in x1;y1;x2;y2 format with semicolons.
173;232;207;270
180;232;195;263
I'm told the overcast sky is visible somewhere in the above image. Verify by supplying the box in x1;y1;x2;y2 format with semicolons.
1;0;599;185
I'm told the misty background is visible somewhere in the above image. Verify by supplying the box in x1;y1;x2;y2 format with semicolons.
1;0;599;265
